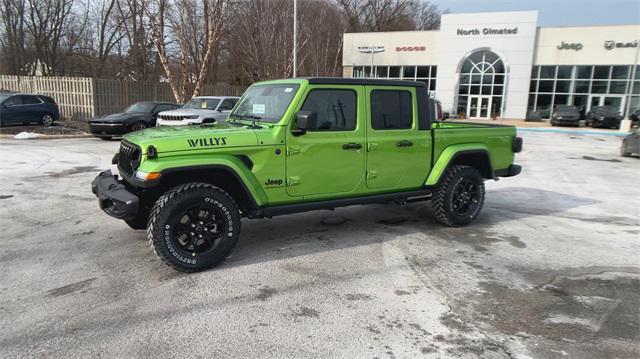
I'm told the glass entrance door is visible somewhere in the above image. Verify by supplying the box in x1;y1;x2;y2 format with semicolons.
468;96;491;119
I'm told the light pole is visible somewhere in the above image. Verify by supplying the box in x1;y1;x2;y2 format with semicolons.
293;0;297;78
621;39;639;132
357;46;385;77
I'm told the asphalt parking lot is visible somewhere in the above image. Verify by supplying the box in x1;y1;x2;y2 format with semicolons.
0;132;638;358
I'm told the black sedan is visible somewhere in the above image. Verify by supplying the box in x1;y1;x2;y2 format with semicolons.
585;106;623;129
550;105;582;127
630;108;640;128
621;128;639;157
89;101;179;139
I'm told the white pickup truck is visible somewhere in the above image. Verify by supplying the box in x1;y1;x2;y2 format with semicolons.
156;96;239;126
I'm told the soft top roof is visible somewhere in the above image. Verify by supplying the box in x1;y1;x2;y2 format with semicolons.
301;77;426;88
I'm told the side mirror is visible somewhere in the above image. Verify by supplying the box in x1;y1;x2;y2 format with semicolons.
441;112;450;121
292;111;317;136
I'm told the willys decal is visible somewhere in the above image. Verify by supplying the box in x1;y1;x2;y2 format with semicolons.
187;137;228;148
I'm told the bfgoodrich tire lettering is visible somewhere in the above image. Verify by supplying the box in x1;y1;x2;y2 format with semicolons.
147;182;241;272
432;165;485;227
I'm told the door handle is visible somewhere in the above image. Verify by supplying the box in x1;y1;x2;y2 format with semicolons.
396;140;413;147
342;142;362;150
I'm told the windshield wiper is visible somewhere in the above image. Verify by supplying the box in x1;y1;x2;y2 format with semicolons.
229;113;263;128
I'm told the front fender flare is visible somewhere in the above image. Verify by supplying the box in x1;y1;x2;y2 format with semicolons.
138;155;268;207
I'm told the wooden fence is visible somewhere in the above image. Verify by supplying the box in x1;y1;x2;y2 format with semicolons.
0;75;246;120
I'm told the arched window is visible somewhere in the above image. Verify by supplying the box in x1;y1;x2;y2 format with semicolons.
457;50;505;118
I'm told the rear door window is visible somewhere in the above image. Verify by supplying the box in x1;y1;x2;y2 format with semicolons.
370;90;413;130
21;95;42;105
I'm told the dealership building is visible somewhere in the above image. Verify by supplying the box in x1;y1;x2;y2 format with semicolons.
342;11;640;120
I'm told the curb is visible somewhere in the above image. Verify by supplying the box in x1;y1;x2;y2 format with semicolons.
516;127;628;137
0;133;93;140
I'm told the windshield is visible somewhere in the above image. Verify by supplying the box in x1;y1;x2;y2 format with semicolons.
230;84;300;123
0;93;14;103
125;102;156;113
594;106;617;113
182;98;220;110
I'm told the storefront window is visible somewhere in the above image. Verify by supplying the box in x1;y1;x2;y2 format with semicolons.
528;64;637;118
576;66;592;79
611;66;629;80
593;66;610;79
540;66;556;79
389;66;401;78
557;66;572;79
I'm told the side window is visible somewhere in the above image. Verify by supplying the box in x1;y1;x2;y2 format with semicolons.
4;95;22;106
21;95;42;105
370;90;413;130
218;99;236;111
300;89;356;131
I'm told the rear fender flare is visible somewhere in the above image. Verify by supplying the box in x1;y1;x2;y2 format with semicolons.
425;144;491;186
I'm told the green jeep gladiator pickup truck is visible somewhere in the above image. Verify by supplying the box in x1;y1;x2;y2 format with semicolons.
92;78;522;272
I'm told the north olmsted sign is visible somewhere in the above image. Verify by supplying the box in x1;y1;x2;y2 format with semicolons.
457;27;518;36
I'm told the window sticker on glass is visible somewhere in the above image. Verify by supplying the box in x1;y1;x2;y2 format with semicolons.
201;101;207;109
284;88;293;93
253;104;266;114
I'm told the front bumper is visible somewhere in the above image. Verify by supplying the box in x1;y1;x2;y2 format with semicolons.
91;170;139;220
494;164;522;178
156;118;201;126
89;122;127;136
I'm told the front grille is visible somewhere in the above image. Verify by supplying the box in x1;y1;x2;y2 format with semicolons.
159;115;187;121
118;140;141;177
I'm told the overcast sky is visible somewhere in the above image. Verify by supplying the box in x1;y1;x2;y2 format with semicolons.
434;0;640;27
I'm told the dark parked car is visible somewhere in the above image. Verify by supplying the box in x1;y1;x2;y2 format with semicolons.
89;101;179;139
621;128;639;157
550;105;582;126
585;106;623;129
630;108;640;128
0;91;60;127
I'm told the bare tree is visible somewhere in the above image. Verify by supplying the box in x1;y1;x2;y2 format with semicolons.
411;1;443;30
92;0;127;76
0;0;29;74
336;0;444;32
148;0;227;102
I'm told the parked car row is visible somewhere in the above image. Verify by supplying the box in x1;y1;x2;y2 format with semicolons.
551;105;625;129
88;96;239;138
0;90;60;127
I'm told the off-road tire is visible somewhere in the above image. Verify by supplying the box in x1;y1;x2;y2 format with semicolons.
147;182;241;272
432;165;485;227
131;121;147;132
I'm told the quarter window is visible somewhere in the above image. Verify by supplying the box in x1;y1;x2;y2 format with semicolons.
370;90;412;130
300;89;357;131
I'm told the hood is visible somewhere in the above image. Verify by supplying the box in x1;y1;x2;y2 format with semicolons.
93;112;147;122
123;123;259;154
158;109;218;117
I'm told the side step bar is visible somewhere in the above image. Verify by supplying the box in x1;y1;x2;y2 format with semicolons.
252;189;433;218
